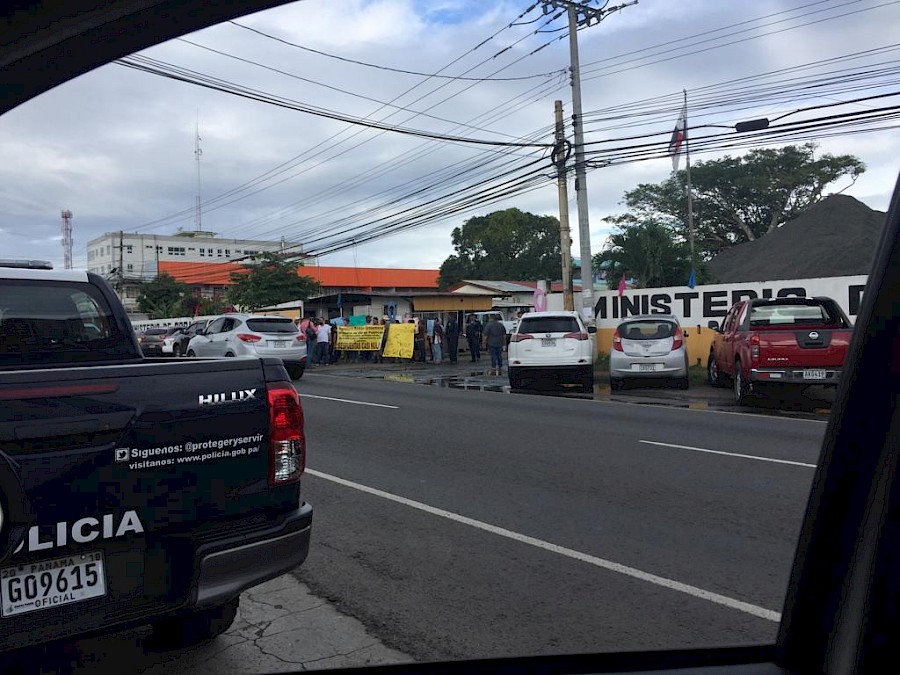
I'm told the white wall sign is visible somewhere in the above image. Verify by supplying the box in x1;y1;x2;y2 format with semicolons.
593;275;868;329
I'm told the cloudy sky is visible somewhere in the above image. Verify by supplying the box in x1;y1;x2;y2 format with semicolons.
1;0;899;272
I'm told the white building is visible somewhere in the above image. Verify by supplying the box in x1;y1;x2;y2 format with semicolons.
85;230;306;312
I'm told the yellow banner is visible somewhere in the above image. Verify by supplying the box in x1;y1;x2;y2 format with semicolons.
336;325;385;351
381;323;415;359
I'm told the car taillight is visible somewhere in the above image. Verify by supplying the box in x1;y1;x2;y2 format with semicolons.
750;333;760;361
510;333;534;342
296;334;305;342
563;331;589;341
612;329;623;351
267;382;305;486
237;333;262;343
672;327;684;350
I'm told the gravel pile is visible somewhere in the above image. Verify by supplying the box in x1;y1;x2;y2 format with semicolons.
707;194;885;283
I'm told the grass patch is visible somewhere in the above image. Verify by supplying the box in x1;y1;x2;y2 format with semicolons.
688;364;707;385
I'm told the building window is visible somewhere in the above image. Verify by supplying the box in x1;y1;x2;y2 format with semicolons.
217;249;223;256
126;263;133;271
225;249;230;256
167;247;186;256
125;245;133;254
124;286;141;298
200;248;205;256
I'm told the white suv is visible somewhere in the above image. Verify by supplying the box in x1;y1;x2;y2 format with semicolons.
507;311;596;392
186;313;306;379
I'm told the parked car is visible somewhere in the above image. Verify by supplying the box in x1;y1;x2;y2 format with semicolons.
137;327;169;356
0;261;311;653
186;313;306;379
172;318;214;357
707;296;853;405
609;315;689;390
507;311;596;392
161;328;184;355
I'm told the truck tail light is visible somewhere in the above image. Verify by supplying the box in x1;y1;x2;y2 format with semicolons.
237;333;262;343
672;327;684;350
510;333;534;342
563;332;589;341
612;329;624;351
750;333;760;362
267;383;305;486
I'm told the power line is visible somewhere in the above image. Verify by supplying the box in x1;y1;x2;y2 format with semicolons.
227;16;564;82
117;55;552;149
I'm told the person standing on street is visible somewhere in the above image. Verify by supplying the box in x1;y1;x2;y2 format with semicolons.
299;315;317;365
483;315;507;376
432;317;444;364
315;317;331;366
466;314;483;363
445;315;459;364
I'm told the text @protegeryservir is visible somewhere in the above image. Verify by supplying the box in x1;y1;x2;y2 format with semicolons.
114;435;264;470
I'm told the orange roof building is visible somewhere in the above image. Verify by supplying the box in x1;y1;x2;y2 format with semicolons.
159;261;439;293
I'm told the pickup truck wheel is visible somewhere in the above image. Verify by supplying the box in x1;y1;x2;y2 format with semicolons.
734;361;750;406
708;354;725;387
150;597;239;650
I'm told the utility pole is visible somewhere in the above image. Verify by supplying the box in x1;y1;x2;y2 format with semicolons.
554;100;574;311
117;230;125;301
60;210;73;269
194;114;202;232
541;0;637;321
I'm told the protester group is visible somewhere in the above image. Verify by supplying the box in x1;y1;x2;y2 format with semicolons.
296;313;510;375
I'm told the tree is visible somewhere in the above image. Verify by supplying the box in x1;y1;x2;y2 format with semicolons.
226;253;320;311
593;221;695;288
614;143;865;257
137;273;189;319
437;208;563;288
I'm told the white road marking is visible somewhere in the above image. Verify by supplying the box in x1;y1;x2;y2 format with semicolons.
298;394;398;409
640;440;816;468
306;468;781;623
595;398;829;423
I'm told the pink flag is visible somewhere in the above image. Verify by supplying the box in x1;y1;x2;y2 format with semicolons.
617;274;627;298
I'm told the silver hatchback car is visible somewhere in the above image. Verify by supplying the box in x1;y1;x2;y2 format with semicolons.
608;315;689;390
186;313;306;379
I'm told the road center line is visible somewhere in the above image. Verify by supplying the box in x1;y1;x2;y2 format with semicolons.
306;468;781;624
640;440;816;468
298;394;398;409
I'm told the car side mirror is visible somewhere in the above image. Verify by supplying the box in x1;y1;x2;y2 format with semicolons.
587;326;597;334
707;321;720;332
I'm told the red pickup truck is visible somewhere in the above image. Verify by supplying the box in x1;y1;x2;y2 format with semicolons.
707;297;853;405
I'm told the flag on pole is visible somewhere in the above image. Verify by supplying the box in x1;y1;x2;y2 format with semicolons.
617;273;627;298
668;103;687;171
687;266;696;289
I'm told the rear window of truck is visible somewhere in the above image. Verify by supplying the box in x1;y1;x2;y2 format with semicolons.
749;302;839;327
0;280;137;366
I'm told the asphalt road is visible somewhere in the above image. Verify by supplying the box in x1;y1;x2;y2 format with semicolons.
293;371;826;663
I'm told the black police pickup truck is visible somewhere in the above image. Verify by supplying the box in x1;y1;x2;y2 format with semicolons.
0;262;312;652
